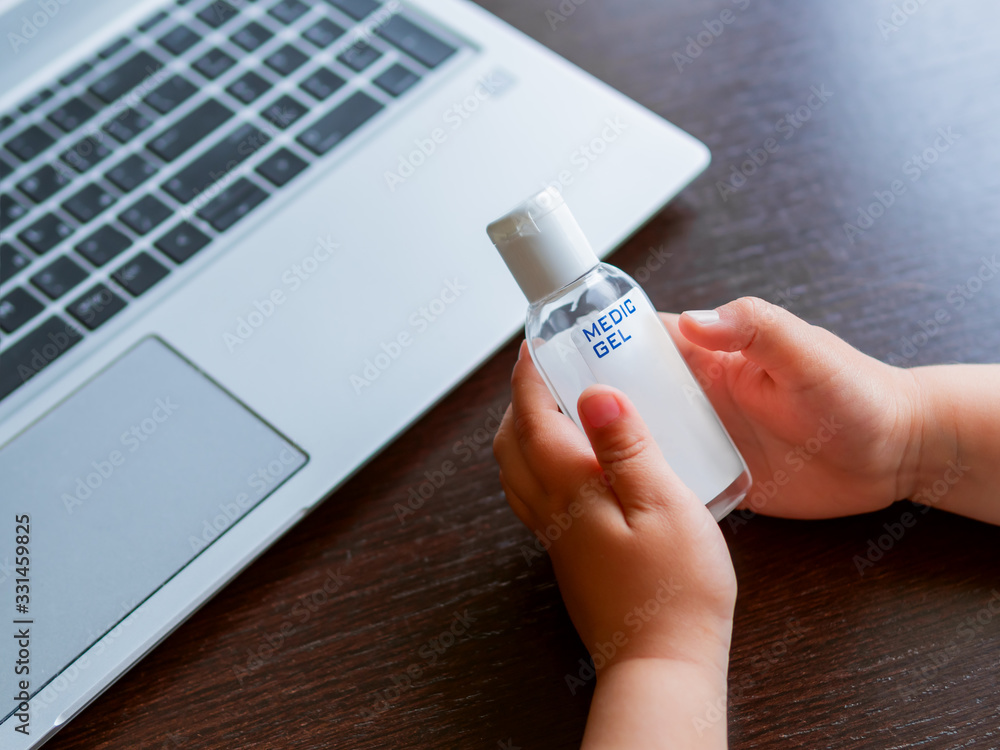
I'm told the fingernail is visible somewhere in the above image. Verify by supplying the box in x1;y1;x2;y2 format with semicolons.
684;310;720;325
580;392;622;428
518;341;528;361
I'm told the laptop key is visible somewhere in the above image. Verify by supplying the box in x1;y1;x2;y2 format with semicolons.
0;287;44;333
18;213;73;254
19;89;54;114
264;44;308;76
231;22;272;53
113;251;169;296
61;135;113;173
227;71;272;104
0;316;83;402
62;183;117;223
119;194;171;235
376;15;457;69
5;125;55;162
138;10;170;32
146;99;233;162
261;95;308;130
193;48;237;80
1;194;28;227
144;75;198;115
31;255;88;299
158;24;202;56
197;0;241;29
302;18;344;48
67;283;127;330
97;37;131;60
1;243;32;283
269;0;310;25
337;41;381;72
196;177;268;232
17;164;71;203
156;222;211;263
0;114;13;133
102;108;154;144
0;156;11;179
89;51;165;104
48;97;97;132
59;62;93;87
256;147;308;188
75;225;132;266
164;123;272;204
106;153;158;192
300;68;345;101
374;63;421;97
296;90;383;156
323;0;380;20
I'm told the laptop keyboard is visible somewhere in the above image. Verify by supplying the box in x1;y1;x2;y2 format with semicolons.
0;0;462;403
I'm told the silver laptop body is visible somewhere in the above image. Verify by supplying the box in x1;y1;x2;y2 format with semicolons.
0;0;709;745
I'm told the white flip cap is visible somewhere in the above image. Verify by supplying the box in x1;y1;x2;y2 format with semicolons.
486;187;599;304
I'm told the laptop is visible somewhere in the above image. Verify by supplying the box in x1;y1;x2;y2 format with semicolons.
0;0;710;744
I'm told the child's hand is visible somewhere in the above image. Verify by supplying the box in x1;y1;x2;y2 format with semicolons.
494;343;735;747
665;297;921;520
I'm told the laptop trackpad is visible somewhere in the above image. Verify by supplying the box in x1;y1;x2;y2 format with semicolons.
0;337;307;703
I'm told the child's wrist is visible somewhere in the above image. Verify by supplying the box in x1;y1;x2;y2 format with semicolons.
585;656;730;749
896;367;957;505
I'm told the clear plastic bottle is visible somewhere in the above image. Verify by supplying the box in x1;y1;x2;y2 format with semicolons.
487;187;750;521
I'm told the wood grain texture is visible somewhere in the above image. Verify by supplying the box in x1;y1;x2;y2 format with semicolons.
48;0;1000;748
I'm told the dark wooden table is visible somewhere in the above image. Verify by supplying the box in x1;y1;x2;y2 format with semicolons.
53;1;1000;747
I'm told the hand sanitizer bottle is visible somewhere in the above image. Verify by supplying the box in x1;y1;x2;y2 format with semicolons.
486;187;751;521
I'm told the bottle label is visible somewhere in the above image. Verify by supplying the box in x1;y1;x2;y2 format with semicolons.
571;295;642;362
569;290;746;507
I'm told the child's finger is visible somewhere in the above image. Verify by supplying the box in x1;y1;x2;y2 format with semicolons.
498;471;535;528
576;385;700;522
678;297;830;387
510;342;596;490
659;312;728;375
493;406;548;506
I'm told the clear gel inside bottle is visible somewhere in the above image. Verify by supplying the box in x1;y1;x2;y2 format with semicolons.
487;188;751;521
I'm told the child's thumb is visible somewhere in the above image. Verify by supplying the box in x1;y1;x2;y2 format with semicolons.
577;385;696;516
678;296;824;385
